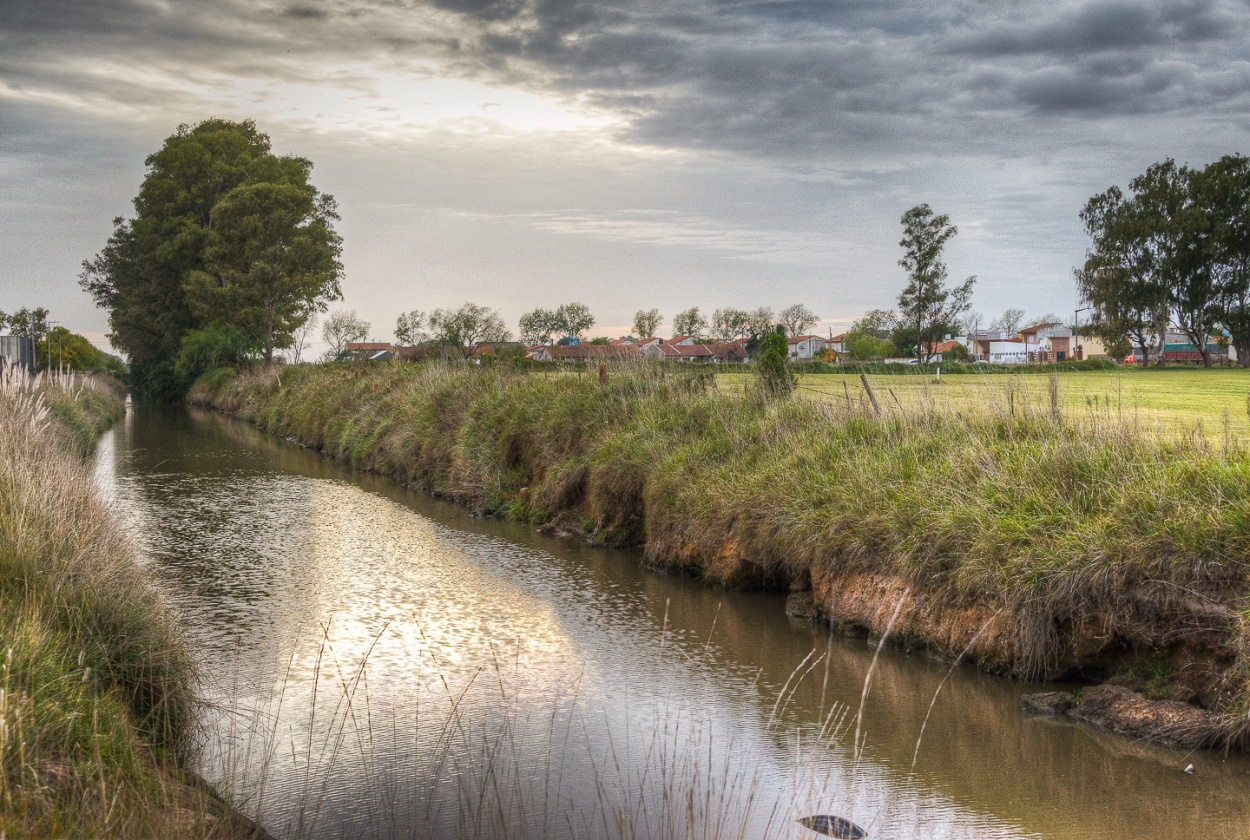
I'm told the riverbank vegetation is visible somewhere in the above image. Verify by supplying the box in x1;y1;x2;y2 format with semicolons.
194;361;1250;745
0;371;241;836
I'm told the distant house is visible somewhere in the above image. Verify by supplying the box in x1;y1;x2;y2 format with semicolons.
395;345;460;362
665;335;697;346
470;342;524;360
708;341;750;363
969;331;1023;363
529;344;641;362
1019;323;1074;362
986;339;1027;364
641;342;714;362
826;333;848;355
787;335;826;361
926;339;965;362
344;341;394;361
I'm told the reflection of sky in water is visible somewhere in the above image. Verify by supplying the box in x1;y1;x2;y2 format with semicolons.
94;408;1248;839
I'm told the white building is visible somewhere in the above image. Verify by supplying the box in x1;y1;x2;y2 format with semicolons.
788;335;827;361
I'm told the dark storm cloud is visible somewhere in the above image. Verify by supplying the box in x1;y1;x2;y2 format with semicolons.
5;0;1250;165
946;0;1236;57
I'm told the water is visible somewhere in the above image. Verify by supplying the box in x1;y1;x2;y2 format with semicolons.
94;406;1250;839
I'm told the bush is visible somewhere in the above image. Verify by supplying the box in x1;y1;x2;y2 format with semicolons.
754;328;794;397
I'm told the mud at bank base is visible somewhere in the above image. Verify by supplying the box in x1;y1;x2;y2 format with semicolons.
780;565;1246;751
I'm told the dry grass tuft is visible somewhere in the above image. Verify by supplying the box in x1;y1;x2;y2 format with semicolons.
0;369;251;837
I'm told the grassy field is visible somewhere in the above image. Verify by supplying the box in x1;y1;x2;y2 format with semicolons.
717;367;1250;440
194;361;1250;744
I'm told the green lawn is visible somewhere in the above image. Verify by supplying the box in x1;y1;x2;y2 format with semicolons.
717;367;1250;440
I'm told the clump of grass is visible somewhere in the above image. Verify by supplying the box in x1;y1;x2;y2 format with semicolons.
193;361;1250;735
0;370;241;836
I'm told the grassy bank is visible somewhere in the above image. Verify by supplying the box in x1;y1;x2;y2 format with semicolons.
193;362;1250;745
0;371;243;837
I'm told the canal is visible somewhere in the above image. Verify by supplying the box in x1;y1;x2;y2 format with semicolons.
94;406;1247;839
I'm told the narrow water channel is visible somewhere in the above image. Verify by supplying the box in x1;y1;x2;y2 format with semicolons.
94;406;1247;839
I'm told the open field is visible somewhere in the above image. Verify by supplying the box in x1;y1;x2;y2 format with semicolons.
194;361;1250;745
718;368;1250;440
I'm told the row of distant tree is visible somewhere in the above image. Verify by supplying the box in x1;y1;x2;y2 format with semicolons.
303;301;823;363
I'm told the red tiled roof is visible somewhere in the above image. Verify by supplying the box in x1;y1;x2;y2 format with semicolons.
650;343;713;357
543;345;641;360
787;335;824;344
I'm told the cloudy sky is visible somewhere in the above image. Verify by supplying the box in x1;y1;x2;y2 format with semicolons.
4;0;1250;348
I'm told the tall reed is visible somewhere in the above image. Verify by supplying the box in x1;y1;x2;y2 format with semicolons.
0;369;232;836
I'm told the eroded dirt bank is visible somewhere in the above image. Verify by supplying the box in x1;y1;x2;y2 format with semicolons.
192;362;1250;749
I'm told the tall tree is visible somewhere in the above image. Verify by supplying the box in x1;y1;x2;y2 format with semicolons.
851;309;897;339
291;312;319;364
1079;162;1215;365
184;182;342;365
395;310;426;346
5;307;50;346
710;308;750;342
632;308;662;339
1136;160;1217;365
778;303;819;337
322;310;370;359
429;303;510;358
80;119;338;396
519;308;560;345
554;302;595;341
672;307;708;338
1079;187;1168;365
1206;154;1250;366
744;306;775;340
989;308;1025;334
896;204;975;363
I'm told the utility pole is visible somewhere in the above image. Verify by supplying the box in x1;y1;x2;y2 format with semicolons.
45;320;58;373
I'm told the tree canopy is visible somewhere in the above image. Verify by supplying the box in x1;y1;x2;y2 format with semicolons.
632;308;662;339
672;307;708;338
429;303;510;357
1077;154;1250;367
80;118;342;398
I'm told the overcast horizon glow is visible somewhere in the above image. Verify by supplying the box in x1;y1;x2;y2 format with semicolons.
4;0;1250;353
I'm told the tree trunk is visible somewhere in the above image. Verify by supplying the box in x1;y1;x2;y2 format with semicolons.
1235;336;1250;368
264;310;275;367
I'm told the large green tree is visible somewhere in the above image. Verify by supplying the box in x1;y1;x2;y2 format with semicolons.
80;118;341;397
184;182;342;365
429;303;510;358
632;308;662;339
1080;159;1220;366
1204;155;1250;366
896;204;975;363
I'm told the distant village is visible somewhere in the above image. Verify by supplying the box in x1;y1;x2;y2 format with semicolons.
340;322;1232;366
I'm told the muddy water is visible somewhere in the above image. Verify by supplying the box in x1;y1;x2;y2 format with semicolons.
94;406;1248;839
